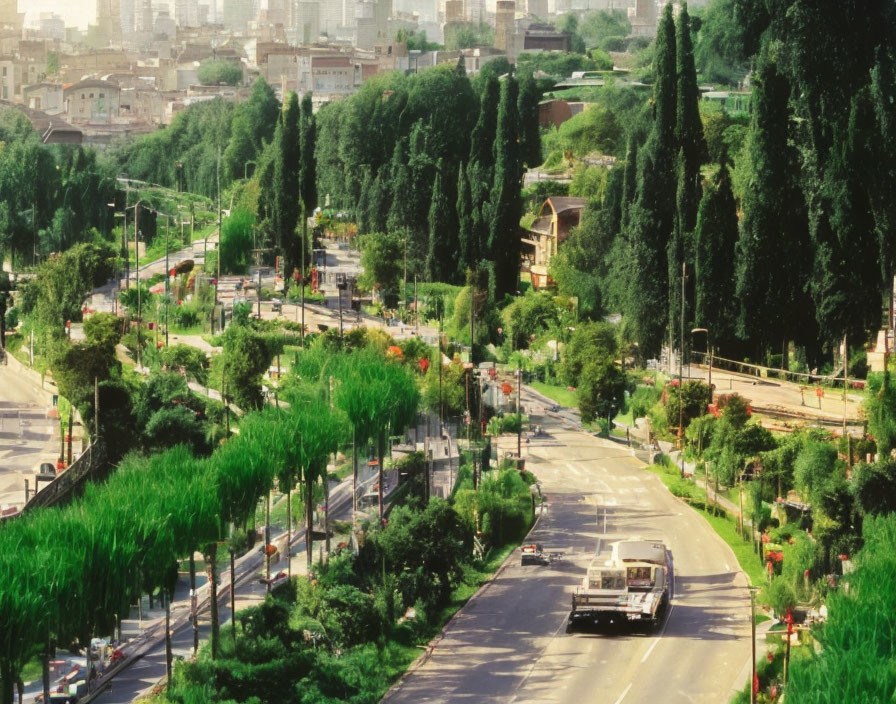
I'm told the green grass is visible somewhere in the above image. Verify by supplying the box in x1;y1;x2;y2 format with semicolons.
20;656;42;684
528;381;578;408
613;408;635;427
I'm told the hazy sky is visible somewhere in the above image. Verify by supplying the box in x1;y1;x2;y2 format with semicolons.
21;0;96;30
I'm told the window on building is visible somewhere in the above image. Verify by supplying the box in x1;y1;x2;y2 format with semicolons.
89;93;94;98
99;93;104;98
1;68;6;76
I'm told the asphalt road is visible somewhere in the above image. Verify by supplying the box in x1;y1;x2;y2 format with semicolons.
385;409;751;704
0;364;56;510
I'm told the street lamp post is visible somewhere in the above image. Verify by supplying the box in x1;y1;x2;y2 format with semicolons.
164;215;170;346
691;327;712;401
678;262;686;478
750;586;759;704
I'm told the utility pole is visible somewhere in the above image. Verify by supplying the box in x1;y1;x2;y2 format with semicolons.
257;267;262;320
135;203;141;369
470;269;475;363
301;215;306;347
750;587;758;704
679;261;686;478
215;146;221;332
517;364;522;458
124;184;130;290
338;276;344;340
414;275;419;332
164;215;169;346
403;233;407;320
842;333;848;434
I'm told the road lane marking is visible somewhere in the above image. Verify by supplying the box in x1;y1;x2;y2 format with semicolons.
640;605;674;663
613;683;632;704
640;637;660;663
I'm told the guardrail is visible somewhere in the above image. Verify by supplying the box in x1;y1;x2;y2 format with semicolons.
23;441;108;513
691;351;866;391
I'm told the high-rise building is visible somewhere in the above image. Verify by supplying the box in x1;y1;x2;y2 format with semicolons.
0;0;20;29
355;0;376;48
39;13;67;41
494;0;514;51
223;0;253;31
119;0;135;34
445;0;463;22
374;0;391;41
295;0;321;43
136;0;153;33
176;0;201;26
467;0;483;25
96;0;123;42
268;0;289;26
526;0;547;18
629;0;656;37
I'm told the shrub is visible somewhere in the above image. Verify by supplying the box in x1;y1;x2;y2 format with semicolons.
628;383;662;420
577;358;626;423
319;584;382;647
665;380;712;430
764;578;797;619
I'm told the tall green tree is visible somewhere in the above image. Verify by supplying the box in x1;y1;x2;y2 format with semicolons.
468;76;500;205
426;161;459;283
222;114;255;183
810;90;882;344
622;3;677;357
244;77;281;151
299;92;317;216
674;2;707;235
668;4;706;354
694;155;738;351
274;93;301;280
488;76;523;299
517;75;542;169
734;52;812;359
456;162;474;278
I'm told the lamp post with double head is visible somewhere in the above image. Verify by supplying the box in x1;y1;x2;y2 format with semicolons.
691;327;712;402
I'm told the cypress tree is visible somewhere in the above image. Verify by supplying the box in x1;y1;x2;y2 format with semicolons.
734;53;811;359
426;160;459;283
488;76;523;299
811;90;883;345
620;135;639;229
517;75;542;169
694;153;738;351
356;168;373;234
267;116;284;250
675;2;707;234
871;51;896;279
456;162;475;278
299;93;317;215
386;140;413;233
666;3;706;357
274;93;301;280
667;149;688;355
469;76;500;205
622;3;677;357
407;119;436;266
368;172;390;234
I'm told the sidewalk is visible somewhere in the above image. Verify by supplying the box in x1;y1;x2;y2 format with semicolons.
36;478;356;704
28;443;461;704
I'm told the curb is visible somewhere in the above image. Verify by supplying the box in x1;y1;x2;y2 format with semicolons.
381;494;548;701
